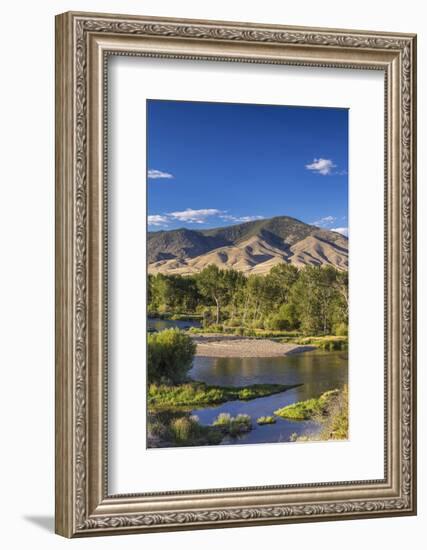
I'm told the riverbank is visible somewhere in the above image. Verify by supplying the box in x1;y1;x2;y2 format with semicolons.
275;386;349;441
275;389;340;420
192;334;315;358
148;381;301;409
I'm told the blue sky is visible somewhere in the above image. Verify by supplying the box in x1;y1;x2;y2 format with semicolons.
147;100;348;236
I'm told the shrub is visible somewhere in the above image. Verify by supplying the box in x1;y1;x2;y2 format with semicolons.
158;414;223;446
238;388;253;400
225;318;241;327
170;416;195;443
147;414;170;447
275;389;342;422
147;328;196;384
212;413;252;436
334;323;348;337
275;398;322;420
208;324;223;333
213;413;232;427
267;304;299;331
256;416;276;425
234;413;251;423
287;386;349;442
147;419;167;438
202;309;214;327
267;315;290;331
230;414;252;435
319;338;348;351
292;335;348;351
321;385;348;440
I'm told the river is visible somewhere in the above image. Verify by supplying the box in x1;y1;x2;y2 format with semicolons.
147;318;348;445
189;351;348;445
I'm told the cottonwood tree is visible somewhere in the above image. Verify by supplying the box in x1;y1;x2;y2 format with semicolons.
147;263;348;337
196;265;229;325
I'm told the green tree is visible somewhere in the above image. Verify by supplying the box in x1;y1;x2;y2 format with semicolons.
148;263;348;337
243;275;264;323
222;269;246;322
267;302;300;331
333;270;349;322
147;328;196;384
196;265;229;324
148;273;174;312
290;266;340;334
267;264;299;304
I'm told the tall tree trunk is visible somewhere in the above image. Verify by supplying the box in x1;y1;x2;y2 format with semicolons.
214;296;220;325
230;297;235;322
322;300;328;334
253;299;259;322
242;295;249;325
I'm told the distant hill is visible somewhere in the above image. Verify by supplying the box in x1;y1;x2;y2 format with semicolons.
148;216;348;275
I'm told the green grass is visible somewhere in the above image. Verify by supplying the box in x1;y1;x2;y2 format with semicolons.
274;389;340;420
285;335;348;351
148;411;223;448
256;416;277;425
212;413;252;436
148;382;299;409
187;325;302;338
288;386;349;442
147;385;348;447
323;386;348;440
147;410;254;447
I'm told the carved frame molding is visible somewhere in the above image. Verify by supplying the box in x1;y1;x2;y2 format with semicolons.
55;12;416;537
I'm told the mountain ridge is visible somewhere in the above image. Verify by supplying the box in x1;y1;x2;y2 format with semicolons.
148;215;348;275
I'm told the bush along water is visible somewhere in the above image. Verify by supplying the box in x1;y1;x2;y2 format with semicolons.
147;411;223;448
276;386;349;442
256;416;276;425
212;413;252;436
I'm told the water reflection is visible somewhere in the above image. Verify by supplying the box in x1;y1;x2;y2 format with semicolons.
189;350;348;445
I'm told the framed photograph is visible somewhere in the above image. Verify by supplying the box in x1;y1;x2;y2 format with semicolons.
55;11;417;537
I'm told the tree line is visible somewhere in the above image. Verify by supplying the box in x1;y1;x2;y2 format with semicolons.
148;264;348;336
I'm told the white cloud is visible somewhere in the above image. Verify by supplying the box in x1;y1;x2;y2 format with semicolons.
306;158;336;175
311;215;336;227
331;227;349;237
148;209;264;227
148;169;174;179
148;215;169;226
310;216;348;236
220;214;264;224
168;208;224;224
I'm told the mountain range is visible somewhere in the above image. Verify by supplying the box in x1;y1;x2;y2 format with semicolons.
148;216;348;275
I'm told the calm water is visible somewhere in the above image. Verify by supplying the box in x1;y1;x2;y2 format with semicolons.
148;317;201;331
189;351;348;445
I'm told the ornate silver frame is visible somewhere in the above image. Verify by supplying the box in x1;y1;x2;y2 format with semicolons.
55;11;417;537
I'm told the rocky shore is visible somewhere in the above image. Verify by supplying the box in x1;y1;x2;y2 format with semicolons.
191;334;315;358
